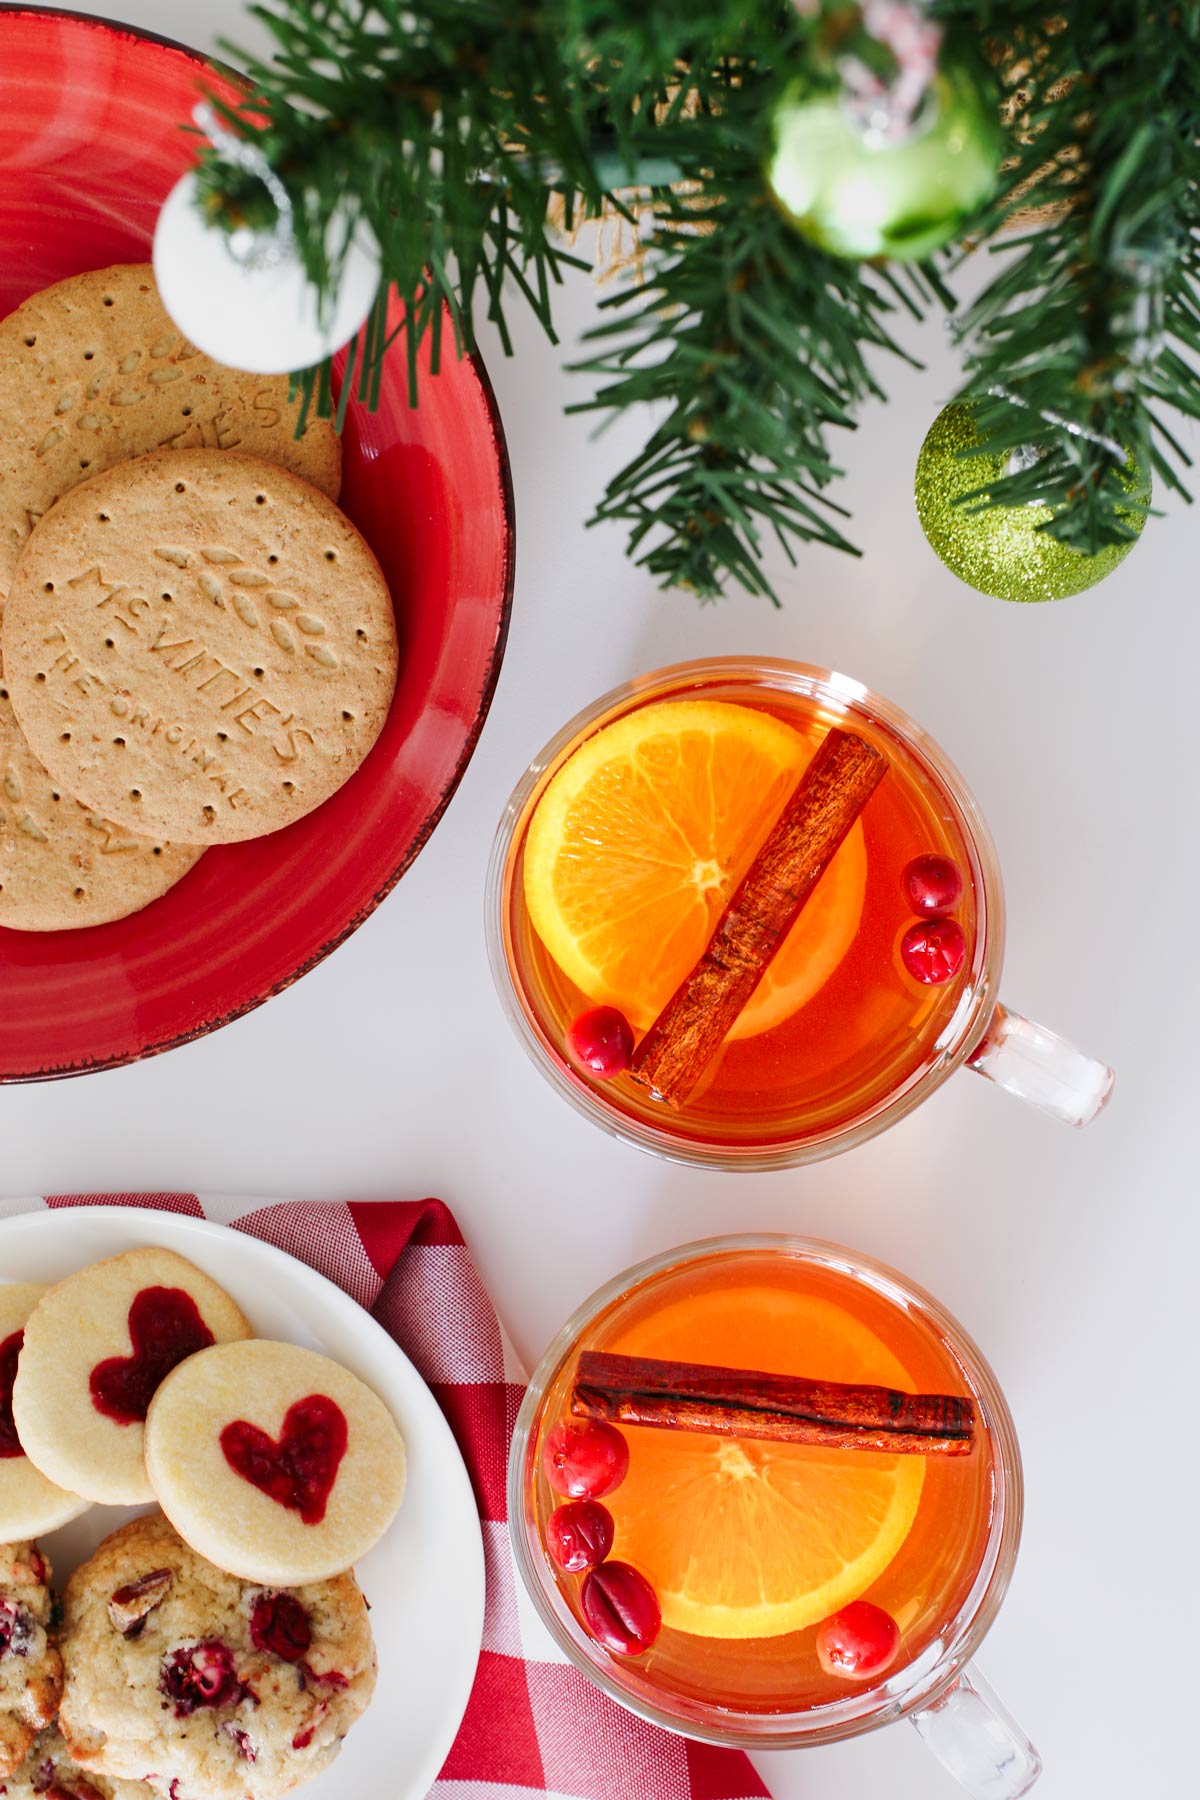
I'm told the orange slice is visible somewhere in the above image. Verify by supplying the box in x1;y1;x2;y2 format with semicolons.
522;700;867;1038
603;1285;924;1640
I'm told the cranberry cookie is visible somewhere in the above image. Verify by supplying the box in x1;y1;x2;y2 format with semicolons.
58;1514;376;1800
0;1285;90;1539
0;1542;63;1778
12;1250;252;1506
145;1340;405;1584
5;1726;153;1799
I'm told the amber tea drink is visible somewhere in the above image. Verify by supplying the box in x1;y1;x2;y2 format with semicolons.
510;1237;1040;1797
488;658;1112;1166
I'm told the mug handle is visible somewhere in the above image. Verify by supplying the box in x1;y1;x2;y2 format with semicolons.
910;1663;1042;1798
965;1002;1113;1128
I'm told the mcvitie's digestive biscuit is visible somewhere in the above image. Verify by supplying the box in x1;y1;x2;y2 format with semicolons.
1;449;398;845
0;263;341;601
0;673;203;929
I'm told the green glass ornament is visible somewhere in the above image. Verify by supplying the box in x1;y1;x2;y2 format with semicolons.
914;404;1149;603
765;64;1002;262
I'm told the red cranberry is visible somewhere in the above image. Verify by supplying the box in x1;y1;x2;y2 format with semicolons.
291;1702;329;1752
546;1500;614;1573
0;1599;35;1659
307;1666;348;1688
542;1419;629;1499
900;918;966;985
581;1562;661;1656
249;1593;311;1662
816;1601;901;1680
221;1723;257;1762
902;854;964;916
565;1007;635;1079
159;1641;252;1715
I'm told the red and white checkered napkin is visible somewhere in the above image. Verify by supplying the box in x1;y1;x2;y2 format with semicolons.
0;1192;770;1800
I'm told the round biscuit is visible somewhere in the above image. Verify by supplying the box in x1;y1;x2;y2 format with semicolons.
0;677;202;930
0;263;341;600
2;449;398;843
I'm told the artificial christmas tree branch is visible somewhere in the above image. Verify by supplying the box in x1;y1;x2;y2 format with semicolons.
946;3;1200;550
569;106;930;597
194;0;1200;602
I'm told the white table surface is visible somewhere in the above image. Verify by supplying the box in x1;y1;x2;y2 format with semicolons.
5;6;1196;1798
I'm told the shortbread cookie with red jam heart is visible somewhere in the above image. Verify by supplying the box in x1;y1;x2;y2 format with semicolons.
0;1541;63;1779
58;1513;376;1800
0;1284;91;1539
5;1726;154;1800
12;1250;252;1507
144;1340;406;1584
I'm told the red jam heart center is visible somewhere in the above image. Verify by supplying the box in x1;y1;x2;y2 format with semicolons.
220;1395;347;1526
89;1287;216;1425
0;1330;25;1459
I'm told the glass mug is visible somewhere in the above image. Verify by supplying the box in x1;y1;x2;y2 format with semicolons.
510;1235;1040;1798
487;657;1112;1168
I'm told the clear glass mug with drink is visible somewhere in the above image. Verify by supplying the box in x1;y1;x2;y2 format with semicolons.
510;1235;1039;1798
487;657;1112;1168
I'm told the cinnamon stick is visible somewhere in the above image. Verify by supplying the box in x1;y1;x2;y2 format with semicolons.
572;1350;975;1457
628;727;887;1107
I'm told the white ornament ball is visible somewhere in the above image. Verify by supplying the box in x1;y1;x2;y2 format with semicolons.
153;172;382;375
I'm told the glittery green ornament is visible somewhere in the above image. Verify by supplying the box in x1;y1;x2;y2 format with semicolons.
914;404;1149;602
765;65;1001;262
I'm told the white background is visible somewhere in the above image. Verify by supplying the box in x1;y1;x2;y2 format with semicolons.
4;6;1196;1798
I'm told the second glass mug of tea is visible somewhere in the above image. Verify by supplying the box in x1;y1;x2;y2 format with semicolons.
487;656;1112;1168
510;1234;1039;1798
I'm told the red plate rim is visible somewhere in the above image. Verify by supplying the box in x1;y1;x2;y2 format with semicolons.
0;5;515;1082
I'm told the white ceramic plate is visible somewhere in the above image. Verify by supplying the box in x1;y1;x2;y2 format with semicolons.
0;1206;485;1800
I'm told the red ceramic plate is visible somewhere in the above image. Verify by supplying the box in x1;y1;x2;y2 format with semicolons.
0;8;513;1081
